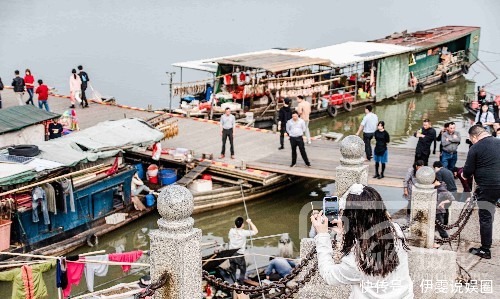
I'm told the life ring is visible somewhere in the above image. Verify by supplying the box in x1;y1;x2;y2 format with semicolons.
441;72;448;83
327;105;338;117
461;64;469;74
8;145;40;157
86;234;98;247
415;83;424;93
343;101;352;112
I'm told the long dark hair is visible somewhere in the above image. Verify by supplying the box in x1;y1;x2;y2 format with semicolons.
340;185;409;277
72;69;77;79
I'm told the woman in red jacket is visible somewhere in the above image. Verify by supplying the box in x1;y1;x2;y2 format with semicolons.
24;69;35;105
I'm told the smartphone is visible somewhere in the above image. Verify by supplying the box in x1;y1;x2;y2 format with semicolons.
323;196;339;227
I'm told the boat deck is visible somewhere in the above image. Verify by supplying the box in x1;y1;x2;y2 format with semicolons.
0;89;468;188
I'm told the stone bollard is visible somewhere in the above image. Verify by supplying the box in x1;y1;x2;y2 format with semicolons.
149;185;202;299
298;135;366;299
409;166;437;249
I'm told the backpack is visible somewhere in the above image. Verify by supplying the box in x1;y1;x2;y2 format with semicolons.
0;79;3;91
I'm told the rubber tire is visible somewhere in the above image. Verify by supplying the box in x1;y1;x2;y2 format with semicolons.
343;101;352;112
461;64;469;74
8;145;40;157
327;105;338;117
86;234;98;247
415;83;424;93
441;72;448;83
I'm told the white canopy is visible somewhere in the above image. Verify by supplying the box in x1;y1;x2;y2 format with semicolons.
290;41;414;67
172;49;292;73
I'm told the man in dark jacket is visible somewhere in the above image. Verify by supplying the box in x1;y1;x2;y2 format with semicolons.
11;70;25;106
78;65;90;108
414;119;436;166
278;98;292;150
463;125;500;259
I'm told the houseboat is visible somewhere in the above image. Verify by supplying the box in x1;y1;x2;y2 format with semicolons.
0;118;164;257
172;25;480;128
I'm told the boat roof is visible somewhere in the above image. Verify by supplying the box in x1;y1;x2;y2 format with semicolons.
0;105;60;135
172;49;296;73
371;25;480;50
294;41;414;67
215;53;331;72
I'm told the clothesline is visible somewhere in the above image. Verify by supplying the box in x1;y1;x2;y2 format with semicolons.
70;259;149;267
201;253;300;262
0;249;106;260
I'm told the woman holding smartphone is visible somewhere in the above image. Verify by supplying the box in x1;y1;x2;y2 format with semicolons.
311;184;414;298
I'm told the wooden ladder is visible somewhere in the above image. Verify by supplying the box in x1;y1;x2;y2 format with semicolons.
175;160;212;187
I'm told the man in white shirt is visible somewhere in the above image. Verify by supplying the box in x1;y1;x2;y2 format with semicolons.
228;217;258;283
220;107;236;159
356;105;378;161
286;111;311;167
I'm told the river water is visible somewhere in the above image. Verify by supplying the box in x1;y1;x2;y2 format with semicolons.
0;1;497;297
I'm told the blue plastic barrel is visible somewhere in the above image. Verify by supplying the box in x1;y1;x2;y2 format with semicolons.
134;163;145;180
145;194;155;207
158;169;177;186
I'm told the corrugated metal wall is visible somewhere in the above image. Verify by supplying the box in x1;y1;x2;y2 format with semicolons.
468;28;481;63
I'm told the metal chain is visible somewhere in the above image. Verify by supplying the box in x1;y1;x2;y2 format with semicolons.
134;272;170;299
435;196;477;230
435;204;476;244
202;240;336;296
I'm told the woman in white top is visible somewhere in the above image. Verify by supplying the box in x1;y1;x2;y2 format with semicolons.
475;103;495;134
311;184;414;299
69;68;82;108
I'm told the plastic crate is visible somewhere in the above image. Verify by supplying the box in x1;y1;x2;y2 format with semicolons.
105;213;128;225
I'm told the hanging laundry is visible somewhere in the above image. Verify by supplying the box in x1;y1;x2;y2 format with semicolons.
63;258;85;298
151;142;162;161
56;259;68;290
51;181;67;214
84;255;109;292
0;260;56;299
224;74;232;86
105;156;120;175
108;250;143;272
41;183;56;215
61;179;75;212
32;187;50;225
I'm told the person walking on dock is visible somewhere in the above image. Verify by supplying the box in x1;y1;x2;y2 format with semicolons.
286;111;311;168
220;107;236;159
35;79;50;111
12;70;25;106
462;125;500;259
78;65;90;108
69;69;82;109
0;77;3;109
228;217;258;283
24;69;35;105
413;119;436;166
356;105;378;161
296;95;311;144
373;121;390;179
278;98;292;150
440;122;461;171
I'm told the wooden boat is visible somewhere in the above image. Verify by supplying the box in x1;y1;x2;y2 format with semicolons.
172;25;480;128
0;119;164;258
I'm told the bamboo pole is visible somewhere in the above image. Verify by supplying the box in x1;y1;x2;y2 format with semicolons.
0;164;106;197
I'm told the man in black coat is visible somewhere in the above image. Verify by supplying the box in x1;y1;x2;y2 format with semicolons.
463;125;500;259
414;119;436;166
278;98;292;150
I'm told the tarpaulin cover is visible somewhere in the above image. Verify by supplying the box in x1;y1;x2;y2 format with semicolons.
0;162;37;186
0;105;60;135
35;118;164;166
376;54;410;100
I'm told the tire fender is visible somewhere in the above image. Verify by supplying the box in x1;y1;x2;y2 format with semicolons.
343;101;352;112
415;83;424;93
461;64;469;74
441;72;448;83
86;234;98;247
327;105;338;117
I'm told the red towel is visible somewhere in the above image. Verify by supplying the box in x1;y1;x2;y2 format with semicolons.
108;250;143;272
63;258;85;298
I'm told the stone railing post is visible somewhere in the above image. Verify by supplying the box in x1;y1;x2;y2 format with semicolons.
298;135;366;299
408;166;437;249
149;185;202;299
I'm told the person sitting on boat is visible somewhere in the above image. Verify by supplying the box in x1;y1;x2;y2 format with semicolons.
228;217;258;284
265;234;296;281
132;172;154;196
475;103;495;134
311;184;414;299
